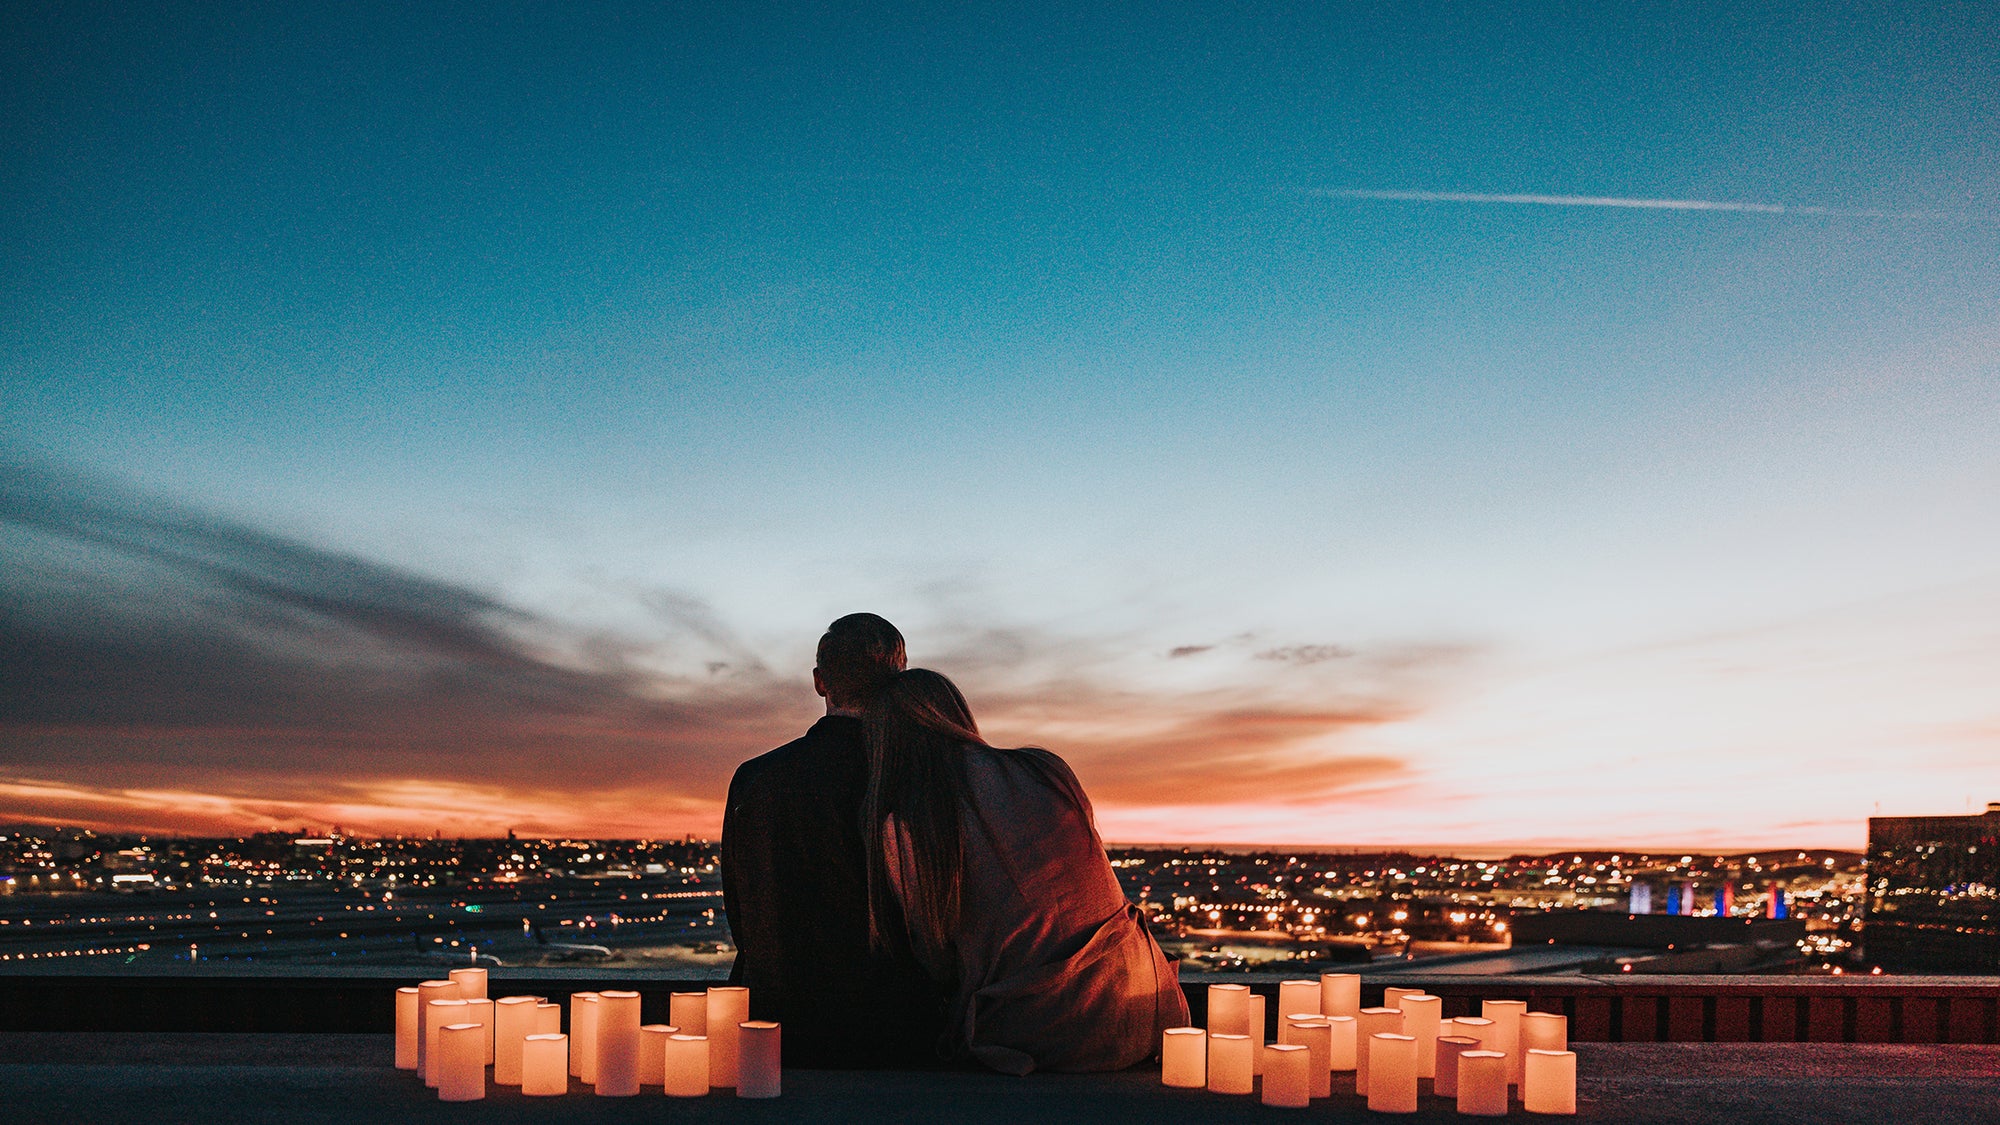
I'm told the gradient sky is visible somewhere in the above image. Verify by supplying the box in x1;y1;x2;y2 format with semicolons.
4;2;1997;849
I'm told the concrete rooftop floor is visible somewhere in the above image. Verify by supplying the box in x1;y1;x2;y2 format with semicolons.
3;1033;1995;1125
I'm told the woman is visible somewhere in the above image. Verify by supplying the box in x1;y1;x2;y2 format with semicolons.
861;668;1190;1075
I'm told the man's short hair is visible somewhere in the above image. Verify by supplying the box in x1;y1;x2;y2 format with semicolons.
816;613;907;706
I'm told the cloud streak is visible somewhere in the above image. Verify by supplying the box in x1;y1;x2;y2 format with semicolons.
0;460;808;831
0;461;1474;838
1317;189;1998;222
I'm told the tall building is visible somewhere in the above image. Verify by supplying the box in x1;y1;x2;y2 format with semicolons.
1865;803;2000;972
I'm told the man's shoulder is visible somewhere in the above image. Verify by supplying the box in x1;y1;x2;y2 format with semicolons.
729;716;865;801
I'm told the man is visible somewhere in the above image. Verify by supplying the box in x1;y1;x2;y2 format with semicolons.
721;613;942;1066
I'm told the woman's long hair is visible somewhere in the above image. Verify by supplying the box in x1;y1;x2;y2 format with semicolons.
861;668;981;966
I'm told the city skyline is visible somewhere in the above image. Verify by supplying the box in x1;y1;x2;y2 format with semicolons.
5;4;1998;850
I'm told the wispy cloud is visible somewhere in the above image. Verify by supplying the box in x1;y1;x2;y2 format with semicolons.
1316;188;1998;222
0;460;1482;838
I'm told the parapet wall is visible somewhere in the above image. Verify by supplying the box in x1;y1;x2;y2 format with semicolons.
2;972;1995;1044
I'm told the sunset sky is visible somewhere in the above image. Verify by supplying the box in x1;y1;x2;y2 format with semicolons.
3;3;1997;850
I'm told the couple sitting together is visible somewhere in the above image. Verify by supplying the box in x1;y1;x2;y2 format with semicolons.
720;613;1190;1074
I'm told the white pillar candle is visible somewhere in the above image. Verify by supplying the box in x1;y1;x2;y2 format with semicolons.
493;996;539;1085
1205;1033;1253;1095
1481;1000;1527;1088
437;1023;485;1102
670;991;708;1035
1327;1014;1357;1072
1383;986;1422;1009
415;980;458;1080
1261;1043;1311;1108
1161;1027;1206;1088
1522;1012;1568;1055
448;966;488;1000
1319;973;1360;1018
737;1021;782;1099
706;986;750;1087
423;999;468;1088
1451;1015;1494;1050
394;987;420;1070
1366;1033;1418;1113
1433;1035;1480;1098
462;997;494;1065
1278;980;1320;1028
570;993;599;1080
521;1034;568;1096
1248;993;1267;1075
664;1034;710;1097
1353;1007;1404;1096
594;990;642;1096
1523;1049;1577;1114
640;1024;674;1087
1457;1050;1509;1116
1397;994;1442;1078
1207;983;1251;1036
1285;1019;1333;1099
535;1001;561;1035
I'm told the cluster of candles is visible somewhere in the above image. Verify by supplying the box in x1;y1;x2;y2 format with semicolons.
1161;976;1576;1116
392;968;781;1102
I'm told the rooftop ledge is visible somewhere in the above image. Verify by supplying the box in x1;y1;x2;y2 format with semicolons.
3;970;1996;1044
2;1033;1997;1125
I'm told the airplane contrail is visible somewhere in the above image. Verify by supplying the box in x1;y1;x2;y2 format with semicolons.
1315;188;1995;222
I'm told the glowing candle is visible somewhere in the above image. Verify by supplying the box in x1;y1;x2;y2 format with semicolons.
1451;1015;1494;1051
1482;1000;1527;1087
1248;993;1267;1075
1327;1014;1357;1072
1382;986;1422;1009
1396;993;1442;1078
1522;1012;1568;1056
670;991;708;1035
1319;973;1360;1019
521;1034;567;1096
493;996;539;1085
1207;983;1251;1036
462;997;494;1065
1285;1018;1332;1099
394;987;420;1070
569;992;599;1079
1354;1007;1404;1096
1433;1035;1480;1098
640;1024;674;1087
1206;1033;1253;1095
1457;1050;1509;1116
706;986;750;1087
437;1024;485;1102
415;980;458;1080
535;1001;561;1035
664;1033;710;1097
1523;1049;1577;1114
424;999;468;1088
1261;1043;1311;1108
1278;980;1320;1028
595;990;642;1096
1161;1027;1206;1088
737;1021;781;1098
1366;1033;1418;1113
448;967;488;1000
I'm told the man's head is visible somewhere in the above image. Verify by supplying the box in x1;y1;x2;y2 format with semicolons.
813;612;907;711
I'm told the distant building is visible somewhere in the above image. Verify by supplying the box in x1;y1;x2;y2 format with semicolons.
1865;804;2000;972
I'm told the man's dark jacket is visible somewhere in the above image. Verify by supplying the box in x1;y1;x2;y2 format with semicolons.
721;715;943;1066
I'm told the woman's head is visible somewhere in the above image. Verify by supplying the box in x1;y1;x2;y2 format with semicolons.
871;667;980;744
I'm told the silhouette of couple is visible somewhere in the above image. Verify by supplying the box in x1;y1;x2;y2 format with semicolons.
721;613;1189;1074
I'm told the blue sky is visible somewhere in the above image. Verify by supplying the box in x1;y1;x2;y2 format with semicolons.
3;2;1997;845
